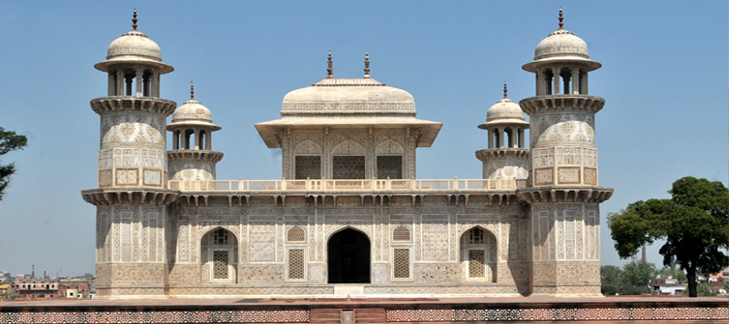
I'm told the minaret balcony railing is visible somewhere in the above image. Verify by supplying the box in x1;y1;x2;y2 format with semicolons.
168;178;521;192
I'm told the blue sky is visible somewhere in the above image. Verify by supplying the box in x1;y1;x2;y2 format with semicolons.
0;1;726;277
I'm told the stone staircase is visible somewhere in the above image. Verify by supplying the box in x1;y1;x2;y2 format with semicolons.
310;309;342;324
310;308;386;324
354;308;386;324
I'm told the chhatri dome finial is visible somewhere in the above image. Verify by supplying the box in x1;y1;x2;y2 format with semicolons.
327;51;333;79
132;8;138;31
503;82;508;98
190;81;195;100
364;51;371;79
558;7;564;29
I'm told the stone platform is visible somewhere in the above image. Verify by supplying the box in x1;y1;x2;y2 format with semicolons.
0;296;727;323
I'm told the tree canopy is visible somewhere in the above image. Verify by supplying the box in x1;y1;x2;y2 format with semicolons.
0;127;28;201
608;176;729;297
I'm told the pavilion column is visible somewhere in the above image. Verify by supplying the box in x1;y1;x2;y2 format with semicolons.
116;69;124;96
498;127;504;148
172;130;179;150
553;66;561;95
571;68;580;94
135;67;143;97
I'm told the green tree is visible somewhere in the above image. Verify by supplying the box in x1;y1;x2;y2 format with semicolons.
657;264;687;283
601;265;622;295
619;261;655;295
0;127;28;201
608;177;729;297
697;283;717;296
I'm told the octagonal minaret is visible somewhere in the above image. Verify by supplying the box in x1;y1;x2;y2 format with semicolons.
167;83;224;184
475;83;529;184
517;9;613;297
82;11;178;299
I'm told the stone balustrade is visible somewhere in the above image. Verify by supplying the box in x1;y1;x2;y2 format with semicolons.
167;178;522;192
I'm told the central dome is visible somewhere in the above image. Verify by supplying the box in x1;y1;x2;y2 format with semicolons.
281;78;415;116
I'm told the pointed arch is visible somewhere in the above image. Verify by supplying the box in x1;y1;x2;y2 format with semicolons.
460;226;497;282
332;140;366;155
294;140;322;155
327;227;371;283
287;226;306;242
375;140;404;155
200;227;238;283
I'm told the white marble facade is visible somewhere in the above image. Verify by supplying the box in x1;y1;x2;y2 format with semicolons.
82;11;612;299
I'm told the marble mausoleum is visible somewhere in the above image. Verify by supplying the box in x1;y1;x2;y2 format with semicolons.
81;10;613;299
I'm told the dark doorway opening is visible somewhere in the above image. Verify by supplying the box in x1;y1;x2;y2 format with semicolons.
328;228;370;283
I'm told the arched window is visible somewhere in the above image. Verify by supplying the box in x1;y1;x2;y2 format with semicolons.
393;226;411;242
288;226;305;242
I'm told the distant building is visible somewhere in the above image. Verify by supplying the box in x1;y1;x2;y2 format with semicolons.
650;277;685;296
13;279;61;298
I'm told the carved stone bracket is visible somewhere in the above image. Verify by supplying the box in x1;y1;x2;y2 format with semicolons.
81;188;179;206
519;95;605;115
516;186;613;204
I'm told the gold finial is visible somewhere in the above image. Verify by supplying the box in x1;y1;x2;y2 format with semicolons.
190;81;195;100
327;51;333;79
364;51;371;79
132;9;138;31
503;82;508;98
558;7;564;29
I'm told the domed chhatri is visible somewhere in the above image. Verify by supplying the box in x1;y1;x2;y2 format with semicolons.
523;8;600;73
168;82;223;152
170;83;220;129
94;10;173;74
481;83;528;127
475;83;530;181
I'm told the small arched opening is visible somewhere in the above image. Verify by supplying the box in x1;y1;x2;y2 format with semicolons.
184;129;195;150
544;69;554;95
327;228;370;283
560;67;572;94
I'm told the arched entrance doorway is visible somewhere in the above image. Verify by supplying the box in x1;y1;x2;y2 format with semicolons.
328;228;370;283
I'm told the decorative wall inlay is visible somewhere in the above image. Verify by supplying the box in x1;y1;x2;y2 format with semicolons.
584;167;597;185
143;169;162;186
115;169;138;185
421;215;449;261
558;167;580;184
534;168;553;185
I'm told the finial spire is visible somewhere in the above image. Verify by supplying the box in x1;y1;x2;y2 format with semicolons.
190;81;195;100
364;51;371;79
503;82;508;98
558;7;564;29
327;51;333;79
132;9;138;31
